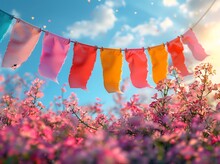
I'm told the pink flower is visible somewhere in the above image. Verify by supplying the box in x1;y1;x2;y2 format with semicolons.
64;137;76;146
0;75;4;82
36;92;44;98
61;87;66;93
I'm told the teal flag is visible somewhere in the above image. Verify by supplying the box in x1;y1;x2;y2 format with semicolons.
0;10;13;42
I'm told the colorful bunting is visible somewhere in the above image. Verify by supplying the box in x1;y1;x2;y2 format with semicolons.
69;43;97;89
0;9;211;92
0;10;13;42
39;32;70;83
2;20;41;69
167;37;191;76
181;29;208;61
125;48;151;88
100;49;123;93
148;44;168;84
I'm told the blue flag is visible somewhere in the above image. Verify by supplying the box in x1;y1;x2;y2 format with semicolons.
0;10;13;42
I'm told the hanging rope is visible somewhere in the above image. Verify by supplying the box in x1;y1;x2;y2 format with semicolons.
191;0;217;29
0;0;217;51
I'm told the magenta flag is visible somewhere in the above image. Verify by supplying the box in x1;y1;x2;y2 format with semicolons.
69;43;97;89
181;29;208;61
125;49;151;88
39;32;70;82
167;37;191;76
2;20;41;69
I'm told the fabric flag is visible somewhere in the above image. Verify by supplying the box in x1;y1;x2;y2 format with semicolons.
100;48;123;93
148;44;168;84
0;10;13;42
39;32;70;82
2;20;41;69
69;43;97;89
167;37;191;76
181;29;208;61
125;48;151;88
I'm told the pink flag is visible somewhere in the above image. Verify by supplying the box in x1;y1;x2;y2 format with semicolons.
181;29;208;61
69;43;97;89
167;37;191;76
125;48;151;88
39;32;70;82
2;20;41;69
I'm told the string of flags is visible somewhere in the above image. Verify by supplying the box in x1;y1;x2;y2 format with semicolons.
0;9;208;93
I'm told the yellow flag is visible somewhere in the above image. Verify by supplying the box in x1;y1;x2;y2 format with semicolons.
100;48;123;93
148;44;168;84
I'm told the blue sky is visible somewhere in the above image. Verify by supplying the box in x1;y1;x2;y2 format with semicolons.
1;0;220;108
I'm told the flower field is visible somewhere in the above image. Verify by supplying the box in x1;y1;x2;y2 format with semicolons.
0;63;220;163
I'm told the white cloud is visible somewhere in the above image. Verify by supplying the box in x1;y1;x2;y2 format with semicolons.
160;17;173;31
110;32;134;48
11;9;21;18
64;4;116;39
131;18;160;36
131;17;173;37
179;4;188;14
64;0;126;39
183;0;215;12
163;0;178;7
106;0;126;7
109;16;174;47
180;0;220;18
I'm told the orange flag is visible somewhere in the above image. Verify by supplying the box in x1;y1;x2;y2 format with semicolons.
100;48;122;93
125;49;151;88
2;20;41;69
69;43;97;89
148;44;168;84
167;37;191;76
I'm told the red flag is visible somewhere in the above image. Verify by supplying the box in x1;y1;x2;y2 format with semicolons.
167;37;191;76
69;43;97;89
125;49;151;88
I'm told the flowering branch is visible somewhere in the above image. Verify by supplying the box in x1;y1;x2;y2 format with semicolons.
68;105;97;131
